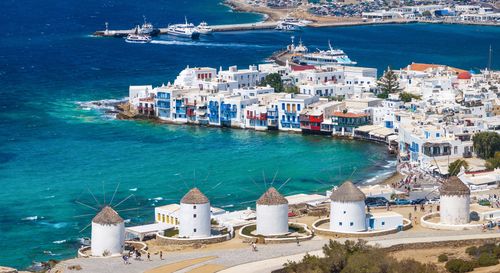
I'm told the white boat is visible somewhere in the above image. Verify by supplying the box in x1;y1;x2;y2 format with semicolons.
275;22;299;31
296;41;356;65
138;16;154;35
125;33;151;43
167;17;200;39
280;15;310;27
196;21;213;35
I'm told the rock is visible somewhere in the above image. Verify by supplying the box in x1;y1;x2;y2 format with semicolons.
0;266;18;273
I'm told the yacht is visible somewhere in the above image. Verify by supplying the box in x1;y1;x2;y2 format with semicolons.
296;41;356;66
275;22;299;31
167;17;200;39
125;33;152;43
196;22;213;35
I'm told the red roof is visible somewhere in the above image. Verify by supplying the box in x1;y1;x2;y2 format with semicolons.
407;63;467;74
291;65;316;71
333;112;368;118
457;71;472;80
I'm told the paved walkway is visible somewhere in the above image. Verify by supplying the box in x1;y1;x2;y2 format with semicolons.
53;231;500;273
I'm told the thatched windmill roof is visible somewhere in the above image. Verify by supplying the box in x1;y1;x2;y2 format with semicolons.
181;188;209;204
92;206;124;225
440;176;470;196
257;187;288;205
330;181;366;202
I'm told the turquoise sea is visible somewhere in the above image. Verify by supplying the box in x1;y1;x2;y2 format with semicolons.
0;0;499;269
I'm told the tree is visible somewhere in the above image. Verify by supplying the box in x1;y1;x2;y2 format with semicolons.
485;152;500;170
377;67;401;98
260;73;284;92
422;10;433;18
399;92;421;103
284;85;299;94
472;132;500;159
448;159;469;176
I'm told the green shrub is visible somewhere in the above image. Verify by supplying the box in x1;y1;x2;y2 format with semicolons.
445;259;475;273
477;253;499;267
465;246;477;256
438;254;449;262
241;225;256;236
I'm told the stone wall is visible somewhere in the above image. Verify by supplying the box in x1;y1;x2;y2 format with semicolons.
420;213;483;231
312;218;412;238
155;233;230;245
385;237;500;252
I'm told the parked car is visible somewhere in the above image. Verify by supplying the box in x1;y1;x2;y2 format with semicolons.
411;198;427;205
391;198;412;205
365;197;388;207
426;197;440;204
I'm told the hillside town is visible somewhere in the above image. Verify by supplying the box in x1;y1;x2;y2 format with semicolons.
238;0;500;24
124;57;500;177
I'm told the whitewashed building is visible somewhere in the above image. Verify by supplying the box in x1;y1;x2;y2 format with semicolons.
91;206;125;257
179;188;211;238
256;187;289;236
329;181;367;232
440;176;471;225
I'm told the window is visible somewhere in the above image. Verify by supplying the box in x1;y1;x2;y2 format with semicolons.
339;222;342;226
297;104;301;111
193;205;196;209
282;103;285;110
343;211;346;214
350;222;353;226
382;221;385;226
194;228;197;232
193;214;197;218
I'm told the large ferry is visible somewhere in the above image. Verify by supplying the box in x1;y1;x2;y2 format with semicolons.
279;15;311;27
167;17;200;39
295;41;356;66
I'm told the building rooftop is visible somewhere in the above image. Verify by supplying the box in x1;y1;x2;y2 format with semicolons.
181;188;209;204
92;206;124;225
331;181;366;202
440;176;471;196
257;187;288;205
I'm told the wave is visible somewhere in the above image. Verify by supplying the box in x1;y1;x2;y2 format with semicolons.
124;219;131;224
52;239;66;244
129;188;138;192
77;98;127;112
150;40;271;49
22;216;42;221
43;195;55;199
39;221;69;229
221;204;234;208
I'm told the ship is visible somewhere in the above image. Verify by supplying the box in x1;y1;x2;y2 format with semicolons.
295;41;356;66
196;22;213;35
167;17;200;39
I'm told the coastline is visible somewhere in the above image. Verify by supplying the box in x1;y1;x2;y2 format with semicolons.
222;0;499;28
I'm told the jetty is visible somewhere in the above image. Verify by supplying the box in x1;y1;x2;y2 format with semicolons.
93;22;278;37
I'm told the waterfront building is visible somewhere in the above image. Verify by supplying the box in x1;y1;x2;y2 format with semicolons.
232;86;274;97
179;188;211;238
256;187;289;236
299;82;354;97
278;94;319;132
173;66;217;89
439;176;471;225
299;100;343;134
245;103;269;130
329;181;367;232
331;111;371;136
91;206;125;257
218;65;266;89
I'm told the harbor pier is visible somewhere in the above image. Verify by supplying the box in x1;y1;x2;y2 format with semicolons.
93;22;278;37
